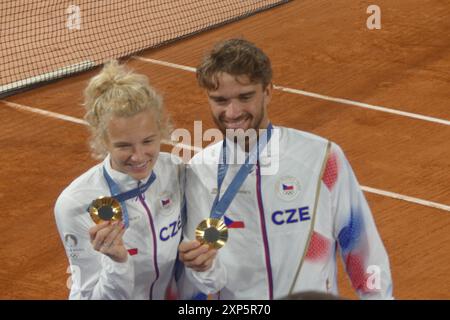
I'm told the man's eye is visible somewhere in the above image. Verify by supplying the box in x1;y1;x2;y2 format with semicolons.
212;98;227;104
144;140;154;144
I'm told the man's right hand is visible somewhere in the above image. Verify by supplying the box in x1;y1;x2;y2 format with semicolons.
178;240;217;272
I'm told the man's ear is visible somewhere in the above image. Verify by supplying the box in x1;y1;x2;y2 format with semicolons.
264;82;273;101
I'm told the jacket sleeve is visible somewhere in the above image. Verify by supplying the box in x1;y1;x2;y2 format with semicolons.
177;162;227;298
179;235;227;297
329;143;393;299
54;193;135;300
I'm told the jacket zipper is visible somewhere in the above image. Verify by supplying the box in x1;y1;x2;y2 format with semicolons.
256;162;274;300
138;194;159;300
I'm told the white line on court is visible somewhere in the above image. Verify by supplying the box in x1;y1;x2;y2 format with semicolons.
361;186;450;212
133;56;197;72
2;99;449;212
1;100;200;153
3;100;88;125
132;56;450;126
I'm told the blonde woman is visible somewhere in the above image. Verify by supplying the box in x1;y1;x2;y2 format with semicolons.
55;61;184;299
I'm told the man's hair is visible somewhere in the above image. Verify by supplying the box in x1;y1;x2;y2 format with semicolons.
197;38;272;90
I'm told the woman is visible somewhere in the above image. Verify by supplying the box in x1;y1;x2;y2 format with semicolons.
54;61;184;299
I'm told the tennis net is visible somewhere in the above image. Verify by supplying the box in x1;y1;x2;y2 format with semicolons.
0;0;289;98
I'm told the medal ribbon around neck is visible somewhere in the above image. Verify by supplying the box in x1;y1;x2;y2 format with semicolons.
195;123;273;249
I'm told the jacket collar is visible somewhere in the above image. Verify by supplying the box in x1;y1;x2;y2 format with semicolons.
102;154;154;189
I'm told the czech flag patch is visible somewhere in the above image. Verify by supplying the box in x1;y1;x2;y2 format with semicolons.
224;216;245;229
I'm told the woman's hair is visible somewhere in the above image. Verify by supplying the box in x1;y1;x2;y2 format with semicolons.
83;60;171;158
197;38;273;90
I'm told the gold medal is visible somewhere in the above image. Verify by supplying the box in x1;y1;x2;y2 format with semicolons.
195;218;228;249
88;196;122;224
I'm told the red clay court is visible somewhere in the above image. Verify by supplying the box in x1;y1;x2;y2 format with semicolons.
0;0;449;299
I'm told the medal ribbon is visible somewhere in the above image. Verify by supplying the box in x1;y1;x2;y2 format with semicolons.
102;167;156;228
210;123;273;220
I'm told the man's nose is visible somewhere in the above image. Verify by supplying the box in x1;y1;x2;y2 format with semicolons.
225;100;242;119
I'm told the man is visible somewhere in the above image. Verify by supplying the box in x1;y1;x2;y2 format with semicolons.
179;38;393;299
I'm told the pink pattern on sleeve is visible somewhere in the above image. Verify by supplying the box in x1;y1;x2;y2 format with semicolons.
345;253;371;293
322;151;339;191
305;231;332;262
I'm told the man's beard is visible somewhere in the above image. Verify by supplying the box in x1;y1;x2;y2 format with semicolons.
213;100;266;136
212;100;266;153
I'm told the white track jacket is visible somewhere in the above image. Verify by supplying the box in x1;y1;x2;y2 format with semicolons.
182;126;393;299
55;153;184;299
